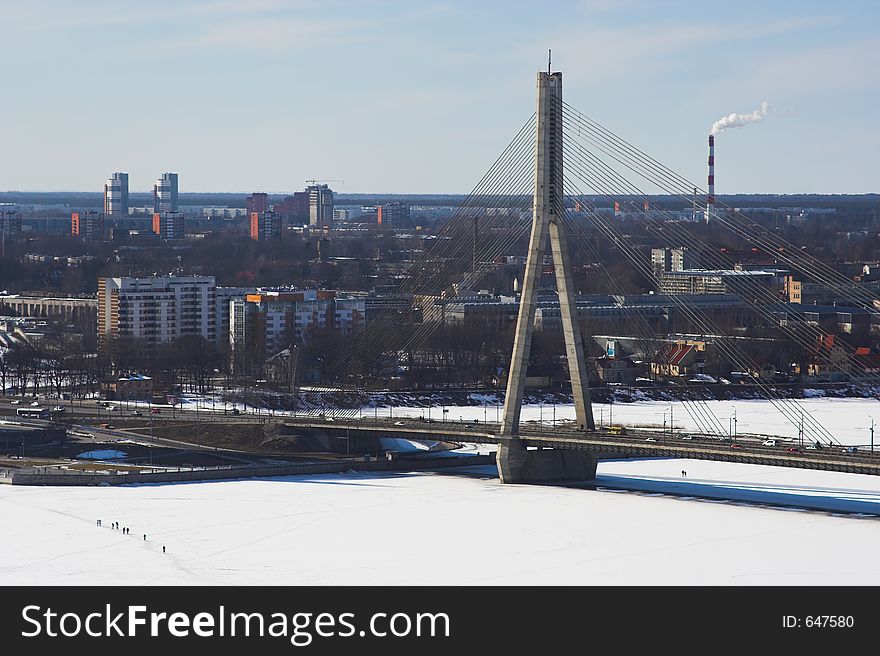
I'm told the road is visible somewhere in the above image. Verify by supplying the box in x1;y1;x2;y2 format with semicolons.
3;397;879;475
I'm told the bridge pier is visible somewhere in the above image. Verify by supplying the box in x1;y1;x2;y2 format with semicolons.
497;438;597;484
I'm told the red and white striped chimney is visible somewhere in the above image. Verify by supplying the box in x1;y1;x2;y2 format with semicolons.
707;134;715;222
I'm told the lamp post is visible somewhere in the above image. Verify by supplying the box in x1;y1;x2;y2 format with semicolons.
798;411;804;449
731;406;737;442
663;406;670;439
871;416;875;456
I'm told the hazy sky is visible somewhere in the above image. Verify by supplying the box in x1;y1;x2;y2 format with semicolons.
1;0;877;194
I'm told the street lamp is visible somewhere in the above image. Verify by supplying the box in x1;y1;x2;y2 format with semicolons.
798;411;804;449
663;407;671;439
870;416;875;456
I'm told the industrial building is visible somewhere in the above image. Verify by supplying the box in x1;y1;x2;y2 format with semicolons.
658;268;784;296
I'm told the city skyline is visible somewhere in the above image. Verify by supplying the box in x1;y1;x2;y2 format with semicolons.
0;0;877;194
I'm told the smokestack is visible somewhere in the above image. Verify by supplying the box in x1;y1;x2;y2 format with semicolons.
707;134;715;223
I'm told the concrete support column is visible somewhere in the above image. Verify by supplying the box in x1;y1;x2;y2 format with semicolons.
497;439;597;484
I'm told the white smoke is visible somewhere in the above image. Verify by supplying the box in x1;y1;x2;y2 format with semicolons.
711;101;770;135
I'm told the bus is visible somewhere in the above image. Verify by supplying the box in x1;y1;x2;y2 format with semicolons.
16;407;49;419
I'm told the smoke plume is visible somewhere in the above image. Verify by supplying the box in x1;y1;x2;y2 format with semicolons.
711;101;770;135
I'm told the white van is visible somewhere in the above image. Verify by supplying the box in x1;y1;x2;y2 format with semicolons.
762;439;778;447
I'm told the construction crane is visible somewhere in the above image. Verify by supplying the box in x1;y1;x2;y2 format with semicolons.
305;179;344;186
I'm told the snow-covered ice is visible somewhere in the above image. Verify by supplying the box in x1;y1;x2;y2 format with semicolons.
4;397;880;585
2;457;880;586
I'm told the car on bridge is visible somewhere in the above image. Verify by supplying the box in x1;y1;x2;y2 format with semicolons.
10;400;20;405
762;439;778;447
786;447;803;454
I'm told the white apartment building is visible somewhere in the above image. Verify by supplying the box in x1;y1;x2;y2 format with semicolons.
98;276;216;344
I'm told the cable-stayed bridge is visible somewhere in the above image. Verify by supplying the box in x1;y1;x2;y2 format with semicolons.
280;68;880;483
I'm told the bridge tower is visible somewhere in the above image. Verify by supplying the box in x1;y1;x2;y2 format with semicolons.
497;70;597;483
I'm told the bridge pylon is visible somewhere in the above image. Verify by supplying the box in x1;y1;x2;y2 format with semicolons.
497;70;596;484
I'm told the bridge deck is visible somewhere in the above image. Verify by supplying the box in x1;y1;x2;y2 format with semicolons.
281;417;880;477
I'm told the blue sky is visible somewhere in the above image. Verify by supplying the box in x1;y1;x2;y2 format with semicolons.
0;0;877;193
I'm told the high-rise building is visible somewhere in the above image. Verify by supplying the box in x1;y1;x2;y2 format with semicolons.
274;192;310;223
71;211;104;241
152;211;185;240
97;276;216;345
307;184;333;231
104;173;129;217
215;286;257;349
249;211;282;241
651;247;698;276
376;202;411;228
246;192;270;216
153;173;179;213
1;206;22;249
